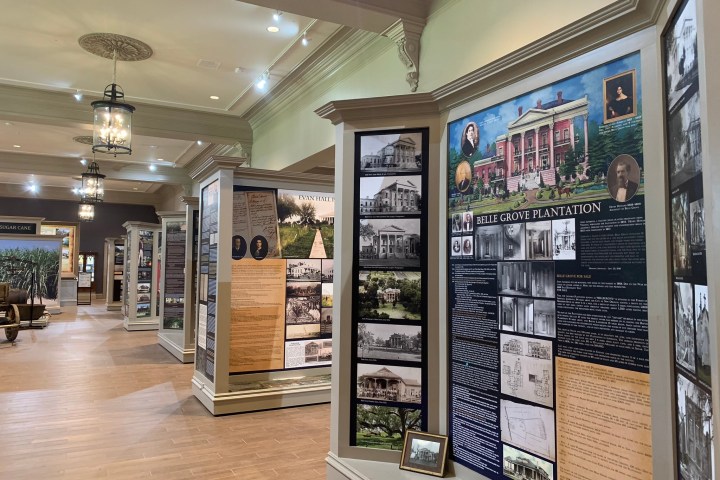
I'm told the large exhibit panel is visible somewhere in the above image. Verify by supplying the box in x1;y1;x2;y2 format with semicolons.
445;35;659;480
41;221;79;307
157;210;192;363
104;237;124;311
121;221;160;331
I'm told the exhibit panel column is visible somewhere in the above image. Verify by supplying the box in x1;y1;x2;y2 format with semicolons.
121;221;161;331
104;237;125;311
156;211;190;363
183;197;199;363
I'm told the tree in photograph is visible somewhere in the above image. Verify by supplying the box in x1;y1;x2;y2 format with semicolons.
298;202;317;225
276;194;300;223
356;406;421;440
359;222;376;242
400;280;421;314
357;323;374;353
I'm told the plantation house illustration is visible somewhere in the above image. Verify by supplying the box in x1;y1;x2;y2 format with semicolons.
473;91;590;192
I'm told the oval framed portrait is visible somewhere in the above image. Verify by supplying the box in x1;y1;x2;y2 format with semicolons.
460;121;479;158
607;154;640;203
455;160;472;194
250;235;268;260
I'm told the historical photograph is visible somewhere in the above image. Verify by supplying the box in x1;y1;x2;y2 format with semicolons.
676;372;713;480
136;303;151;318
454;160;472;194
450;237;462;257
501;399;556;462
285;296;321;324
668;93;702;190
356;363;422;404
500;334;553;408
694;284;711;386
461;235;473;257
357;322;422;362
552;219;576;260
359;133;423;174
672;192;691;277
321;259;334;282
531;262;555;299
400;432;448;476
475;225;503;261
286;259;321;282
359;176;422;215
607;155;641;203
462;211;474;233
503;444;554;480
302;339;332;363
355;405;421;450
321;282;333;307
499;296;534;334
358;218;421;268
525;221;552;260
503;223;526;260
286;281;321;297
674;281;695;373
286;323;321;340
451;213;462;234
603;69;637;123
358;270;421;321
690;198;705;251
320;307;333;335
533;300;556;338
497;262;532;296
665;0;699;111
276;189;334;259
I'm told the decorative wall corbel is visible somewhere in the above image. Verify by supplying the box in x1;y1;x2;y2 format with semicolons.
384;19;425;92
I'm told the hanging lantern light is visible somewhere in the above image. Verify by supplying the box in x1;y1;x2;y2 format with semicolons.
91;51;135;156
81;160;105;203
78;201;95;222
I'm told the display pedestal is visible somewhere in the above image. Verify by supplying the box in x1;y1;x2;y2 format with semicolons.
122;221;160;331
104;237;125;311
156;207;195;363
59;277;77;306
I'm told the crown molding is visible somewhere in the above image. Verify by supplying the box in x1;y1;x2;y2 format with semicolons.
234;166;334;188
122;221;161;230
0;183;160;206
180;196;199;207
183;144;245;181
315;92;438;125
156;210;185;219
187;155;247;183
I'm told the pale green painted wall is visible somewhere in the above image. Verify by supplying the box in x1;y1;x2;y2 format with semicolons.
252;0;615;171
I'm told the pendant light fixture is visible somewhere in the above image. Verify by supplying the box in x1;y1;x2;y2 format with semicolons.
81;157;105;203
78;200;95;222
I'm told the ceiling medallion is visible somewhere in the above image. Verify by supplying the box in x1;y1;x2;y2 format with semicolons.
78;33;153;61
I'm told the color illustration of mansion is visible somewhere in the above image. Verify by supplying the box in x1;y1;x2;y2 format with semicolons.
360;225;420;260
473;91;589;192
361;136;420;170
503;455;551;480
357;367;421;403
360;178;420;214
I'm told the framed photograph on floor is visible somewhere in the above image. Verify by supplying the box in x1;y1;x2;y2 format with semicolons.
400;431;448;477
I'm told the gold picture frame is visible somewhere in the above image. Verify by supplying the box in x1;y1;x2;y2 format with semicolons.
603;69;637;124
40;221;79;278
399;431;448;477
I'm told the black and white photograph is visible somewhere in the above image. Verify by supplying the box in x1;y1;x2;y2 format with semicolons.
475;225;503;261
357;323;422;362
359;176;422;215
500;334;553;408
286;259;321;282
552;219;576;260
359;133;422;174
320;307;333;335
462;211;474;233
497;262;532;296
694;284;711;386
676;372;713;480
355;405;421;451
690;198;705;251
321;259;334;282
358;218;421;268
503;223;526;260
137;282;151;294
400;432;448;477
322;282;333;308
286;323;321;340
668;92;702;189
531;262;555;299
451;213;462;234
461;235;473;257
286;282;321;297
533;300;556;338
450;237;462;257
525;221;552;260
356;364;422;404
285;296;321;324
672;192;691;277
503;444;554;480
674;281;695;373
607;155;641;203
137;293;151;304
499;296;534;334
501;399;556;462
665;0;698;112
358;270;422;321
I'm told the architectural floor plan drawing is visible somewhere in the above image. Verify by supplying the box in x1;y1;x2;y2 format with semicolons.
500;399;556;461
501;334;554;408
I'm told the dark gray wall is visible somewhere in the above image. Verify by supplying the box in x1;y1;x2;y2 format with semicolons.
0;197;158;293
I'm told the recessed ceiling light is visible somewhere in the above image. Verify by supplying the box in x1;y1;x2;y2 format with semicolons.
209;95;220;100
157;158;164;161
149;164;157;172
4;122;12;126
301;36;309;47
73;89;83;101
197;140;203;146
28;184;38;193
13;144;21;148
80;159;88;165
267;26;279;33
133;187;139;191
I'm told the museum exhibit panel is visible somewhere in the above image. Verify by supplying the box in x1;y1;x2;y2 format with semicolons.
190;160;336;415
121;221;160;331
40;221;80;307
103;237;125;311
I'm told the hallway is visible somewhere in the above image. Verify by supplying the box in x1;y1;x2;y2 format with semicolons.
0;306;329;479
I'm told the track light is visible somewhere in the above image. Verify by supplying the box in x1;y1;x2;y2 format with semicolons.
256;71;269;90
273;10;282;22
74;89;83;101
301;32;309;47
